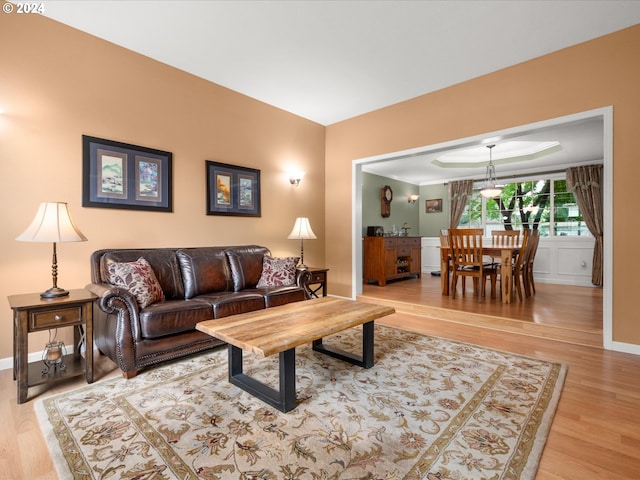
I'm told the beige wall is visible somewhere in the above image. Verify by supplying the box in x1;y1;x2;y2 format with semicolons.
326;25;640;346
0;14;325;358
2;13;639;357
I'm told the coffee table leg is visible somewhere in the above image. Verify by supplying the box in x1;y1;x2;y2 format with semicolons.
228;345;296;413
312;321;374;368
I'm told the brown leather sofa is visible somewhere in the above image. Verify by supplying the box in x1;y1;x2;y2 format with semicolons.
87;246;310;378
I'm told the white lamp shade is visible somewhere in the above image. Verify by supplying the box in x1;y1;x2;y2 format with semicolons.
287;217;317;240
16;202;87;243
479;185;504;198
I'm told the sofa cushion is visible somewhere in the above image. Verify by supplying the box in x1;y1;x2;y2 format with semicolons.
225;246;270;292
176;247;232;299
139;299;213;338
107;257;164;308
194;291;266;319
256;255;299;287
101;249;184;300
260;286;307;308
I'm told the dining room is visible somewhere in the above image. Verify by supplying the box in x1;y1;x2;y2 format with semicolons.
356;110;606;349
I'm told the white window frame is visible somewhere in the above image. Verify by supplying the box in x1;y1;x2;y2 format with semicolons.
471;172;591;237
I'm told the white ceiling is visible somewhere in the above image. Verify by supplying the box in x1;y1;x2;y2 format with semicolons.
40;1;638;184
362;115;605;185
42;1;640;126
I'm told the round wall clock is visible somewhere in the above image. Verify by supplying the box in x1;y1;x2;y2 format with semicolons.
381;185;393;217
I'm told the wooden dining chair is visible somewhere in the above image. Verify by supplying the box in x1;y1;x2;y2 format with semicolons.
439;229;449;247
491;229;520;246
523;229;540;297
448;228;497;301
488;230;521;266
511;228;531;301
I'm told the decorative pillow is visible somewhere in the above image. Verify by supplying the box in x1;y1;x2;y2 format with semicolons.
107;257;164;308
256;255;300;288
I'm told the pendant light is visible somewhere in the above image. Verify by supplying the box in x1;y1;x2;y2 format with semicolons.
479;144;503;198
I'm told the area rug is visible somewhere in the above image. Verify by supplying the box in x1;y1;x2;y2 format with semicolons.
35;325;566;480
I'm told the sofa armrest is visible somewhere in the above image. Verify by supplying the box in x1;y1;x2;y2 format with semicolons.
86;282;140;317
295;269;313;299
86;282;142;374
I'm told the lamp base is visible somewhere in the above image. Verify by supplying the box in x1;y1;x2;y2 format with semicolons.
296;264;309;270
41;287;70;299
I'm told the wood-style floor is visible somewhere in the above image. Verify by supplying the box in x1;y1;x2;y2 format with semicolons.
359;274;604;348
3;277;639;479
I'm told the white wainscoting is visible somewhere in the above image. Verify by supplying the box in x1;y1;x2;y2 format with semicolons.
421;235;596;288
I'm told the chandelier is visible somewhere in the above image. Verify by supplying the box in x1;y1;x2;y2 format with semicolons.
479;144;503;198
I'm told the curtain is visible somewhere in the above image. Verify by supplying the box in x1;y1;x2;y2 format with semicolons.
566;165;603;287
448;180;474;228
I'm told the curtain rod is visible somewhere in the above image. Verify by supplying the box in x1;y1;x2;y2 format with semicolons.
443;168;572;185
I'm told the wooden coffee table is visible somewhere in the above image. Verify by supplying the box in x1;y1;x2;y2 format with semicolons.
196;297;395;412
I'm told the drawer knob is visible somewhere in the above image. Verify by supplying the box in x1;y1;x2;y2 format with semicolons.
54;314;63;321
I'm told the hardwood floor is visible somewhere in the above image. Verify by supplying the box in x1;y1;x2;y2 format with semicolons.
3;278;639;479
359;274;604;347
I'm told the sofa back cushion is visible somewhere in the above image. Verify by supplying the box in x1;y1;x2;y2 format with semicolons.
225;246;270;292
100;249;184;300
176;247;232;299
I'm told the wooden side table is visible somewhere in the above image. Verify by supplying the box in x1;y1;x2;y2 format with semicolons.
307;267;329;298
8;289;96;404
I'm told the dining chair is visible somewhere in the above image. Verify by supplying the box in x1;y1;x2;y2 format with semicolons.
491;230;520;247
523;229;541;297
488;230;521;266
511;228;531;301
439;229;449;247
439;228;459;290
448;228;497;301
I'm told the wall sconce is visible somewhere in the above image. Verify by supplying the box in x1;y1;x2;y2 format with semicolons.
289;172;305;186
408;194;420;204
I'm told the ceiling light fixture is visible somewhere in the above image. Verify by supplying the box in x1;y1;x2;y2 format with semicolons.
479;144;503;198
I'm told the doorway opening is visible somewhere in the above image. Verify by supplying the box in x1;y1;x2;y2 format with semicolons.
352;107;612;349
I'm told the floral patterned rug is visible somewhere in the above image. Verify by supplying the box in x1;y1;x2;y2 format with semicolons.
36;325;566;480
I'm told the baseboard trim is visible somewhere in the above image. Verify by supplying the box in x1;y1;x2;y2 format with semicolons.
610;341;640;356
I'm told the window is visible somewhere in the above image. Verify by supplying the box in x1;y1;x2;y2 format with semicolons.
458;176;591;237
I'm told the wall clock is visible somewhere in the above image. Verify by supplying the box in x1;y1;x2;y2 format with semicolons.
381;185;393;217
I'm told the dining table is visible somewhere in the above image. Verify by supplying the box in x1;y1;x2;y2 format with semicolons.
439;246;520;303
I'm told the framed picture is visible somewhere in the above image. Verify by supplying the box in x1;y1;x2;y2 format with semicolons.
82;135;172;212
425;198;443;213
206;161;261;216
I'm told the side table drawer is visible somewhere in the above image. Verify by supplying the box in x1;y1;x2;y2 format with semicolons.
310;272;326;283
30;306;83;330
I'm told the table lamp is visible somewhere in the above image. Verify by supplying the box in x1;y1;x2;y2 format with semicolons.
16;202;88;298
287;217;317;270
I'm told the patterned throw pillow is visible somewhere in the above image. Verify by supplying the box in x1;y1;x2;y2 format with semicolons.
256;255;300;288
107;257;164;308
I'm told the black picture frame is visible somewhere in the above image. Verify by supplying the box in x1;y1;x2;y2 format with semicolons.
206;161;261;217
82;135;173;212
425;198;443;213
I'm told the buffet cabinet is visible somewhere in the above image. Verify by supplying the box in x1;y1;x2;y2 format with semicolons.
363;236;421;286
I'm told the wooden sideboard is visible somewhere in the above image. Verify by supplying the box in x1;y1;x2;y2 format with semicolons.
363;236;421;286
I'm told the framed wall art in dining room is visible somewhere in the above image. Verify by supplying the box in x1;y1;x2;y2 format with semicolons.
425;198;443;213
82;135;173;212
206;161;261;217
